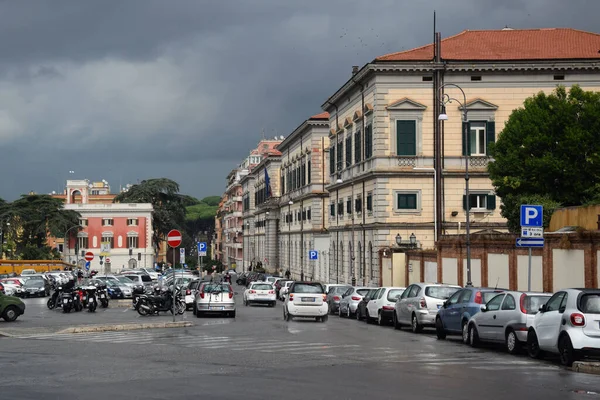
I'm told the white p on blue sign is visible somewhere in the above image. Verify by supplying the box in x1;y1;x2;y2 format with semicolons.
520;205;543;227
197;242;207;256
309;250;318;260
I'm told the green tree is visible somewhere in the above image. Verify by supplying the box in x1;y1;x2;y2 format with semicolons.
113;178;190;252
0;195;81;259
488;85;600;232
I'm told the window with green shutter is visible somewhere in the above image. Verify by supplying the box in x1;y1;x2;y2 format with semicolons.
337;140;343;171
307;161;311;184
329;145;335;175
330;203;335;216
462;193;496;210
354;130;361;163
464;120;495;156
366;193;373;212
365;125;373;159
345;134;352;167
396;120;416;156
346;198;352;214
397;193;417;210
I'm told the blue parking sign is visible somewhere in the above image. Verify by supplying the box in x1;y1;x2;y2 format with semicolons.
520;205;543;227
309;250;318;260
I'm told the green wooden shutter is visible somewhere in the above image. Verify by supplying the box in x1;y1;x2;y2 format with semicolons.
462;122;470;156
462;195;467;210
486;195;496;210
329;145;335;175
396;120;416;156
365;125;372;159
486;121;495;155
345;135;352;166
354;130;361;162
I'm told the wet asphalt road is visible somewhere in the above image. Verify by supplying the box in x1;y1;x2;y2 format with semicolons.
2;287;600;399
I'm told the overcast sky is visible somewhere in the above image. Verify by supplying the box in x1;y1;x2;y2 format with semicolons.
0;0;598;201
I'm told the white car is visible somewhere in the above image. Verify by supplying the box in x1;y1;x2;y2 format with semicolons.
1;278;24;296
279;281;293;301
527;288;600;366
283;282;328;322
194;281;236;318
243;282;276;307
365;286;406;326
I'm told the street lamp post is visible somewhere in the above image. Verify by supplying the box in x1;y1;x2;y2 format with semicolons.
336;163;356;286
288;200;293;278
438;83;472;287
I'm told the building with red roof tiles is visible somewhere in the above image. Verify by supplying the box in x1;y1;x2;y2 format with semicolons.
321;27;600;288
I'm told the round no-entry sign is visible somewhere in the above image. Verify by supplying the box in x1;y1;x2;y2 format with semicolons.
167;229;182;248
84;252;94;261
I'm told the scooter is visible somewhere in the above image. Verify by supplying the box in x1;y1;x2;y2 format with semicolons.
137;286;184;316
61;290;73;313
96;284;109;308
85;286;98;312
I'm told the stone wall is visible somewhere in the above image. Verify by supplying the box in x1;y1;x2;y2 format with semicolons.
404;230;600;292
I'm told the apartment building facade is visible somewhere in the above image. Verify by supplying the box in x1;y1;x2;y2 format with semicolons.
322;28;600;286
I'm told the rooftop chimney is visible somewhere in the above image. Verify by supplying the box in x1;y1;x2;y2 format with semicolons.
352;65;359;75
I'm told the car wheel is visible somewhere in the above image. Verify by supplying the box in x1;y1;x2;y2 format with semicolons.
461;321;470;344
365;309;372;324
284;308;291;321
377;311;385;326
321;315;328;323
469;324;480;348
346;306;351;318
559;334;577;366
2;306;19;322
338;306;343;318
411;314;423;333
393;312;401;330
196;311;203;318
230;311;236;319
244;300;248;307
435;317;446;339
356;308;362;321
192;305;197;315
527;330;543;359
506;329;520;355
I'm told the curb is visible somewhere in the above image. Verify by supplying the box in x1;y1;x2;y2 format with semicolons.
56;321;193;334
572;361;600;375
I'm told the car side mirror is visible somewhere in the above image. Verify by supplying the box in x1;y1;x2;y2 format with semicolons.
539;304;546;313
480;305;487;312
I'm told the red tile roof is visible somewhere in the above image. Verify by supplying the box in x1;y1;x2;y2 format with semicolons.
376;28;600;62
309;111;330;120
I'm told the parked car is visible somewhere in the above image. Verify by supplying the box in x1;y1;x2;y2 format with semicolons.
0;278;24;297
184;279;202;310
394;283;461;333
20;269;37;276
21;275;51;297
193;281;236;318
355;288;379;321
466;290;552;353
366;287;406;325
243;282;276;307
283;282;328;322
526;288;600;366
338;287;373;318
0;291;26;321
279;280;294;301
274;279;292;297
326;284;352;314
436;287;506;342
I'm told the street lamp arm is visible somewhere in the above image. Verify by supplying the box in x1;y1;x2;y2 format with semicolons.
438;83;467;105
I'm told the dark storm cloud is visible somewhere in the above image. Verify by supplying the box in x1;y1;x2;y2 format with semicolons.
0;0;598;200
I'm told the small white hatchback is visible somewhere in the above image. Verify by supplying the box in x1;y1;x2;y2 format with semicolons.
283;282;328;322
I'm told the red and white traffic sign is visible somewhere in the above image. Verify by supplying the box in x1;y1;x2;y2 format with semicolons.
84;252;94;261
167;229;182;248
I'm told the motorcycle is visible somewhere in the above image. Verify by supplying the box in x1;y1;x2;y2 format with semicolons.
137;286;185;316
61;290;73;313
96;284;110;308
85;286;98;312
132;285;146;309
47;286;63;310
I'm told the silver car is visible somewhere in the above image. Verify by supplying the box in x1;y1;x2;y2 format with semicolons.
194;281;236;318
394;283;461;333
467;291;552;354
338;287;373;318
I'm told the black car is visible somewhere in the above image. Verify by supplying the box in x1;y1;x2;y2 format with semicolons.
21;276;50;297
355;288;379;321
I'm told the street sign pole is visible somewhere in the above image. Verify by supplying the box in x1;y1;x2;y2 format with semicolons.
172;247;176;323
528;247;532;292
519;205;544;292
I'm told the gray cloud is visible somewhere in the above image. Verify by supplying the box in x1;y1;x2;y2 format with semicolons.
0;0;598;200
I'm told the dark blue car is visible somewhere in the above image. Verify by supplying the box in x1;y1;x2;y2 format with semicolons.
436;287;505;342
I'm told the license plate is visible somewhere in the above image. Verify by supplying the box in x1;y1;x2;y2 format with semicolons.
63;299;68;303
301;297;315;302
209;306;224;310
100;294;105;298
258;294;267;296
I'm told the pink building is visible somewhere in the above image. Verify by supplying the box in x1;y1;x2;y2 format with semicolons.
58;180;154;272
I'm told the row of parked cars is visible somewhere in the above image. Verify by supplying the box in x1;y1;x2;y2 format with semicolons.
269;279;600;367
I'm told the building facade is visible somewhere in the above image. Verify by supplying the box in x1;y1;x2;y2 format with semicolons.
222;169;246;269
53;179;154;272
322;28;600;286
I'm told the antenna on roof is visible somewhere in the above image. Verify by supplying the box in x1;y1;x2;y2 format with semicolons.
261;128;265;140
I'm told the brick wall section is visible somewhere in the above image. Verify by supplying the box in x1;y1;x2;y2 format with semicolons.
404;230;600;290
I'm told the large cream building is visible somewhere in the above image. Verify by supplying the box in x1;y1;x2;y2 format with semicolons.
322;27;600;286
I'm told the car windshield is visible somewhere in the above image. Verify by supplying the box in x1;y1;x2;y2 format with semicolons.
293;283;324;294
25;277;44;283
524;295;552;314
330;286;350;294
106;281;119;287
387;289;405;302
579;293;600;314
252;284;272;290
425;286;460;300
356;289;370;296
116;277;131;284
203;284;231;293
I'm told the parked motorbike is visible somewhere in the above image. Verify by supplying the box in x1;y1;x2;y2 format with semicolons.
96;283;110;308
137;286;185;316
85;286;98;312
47;286;63;310
132;285;146;309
